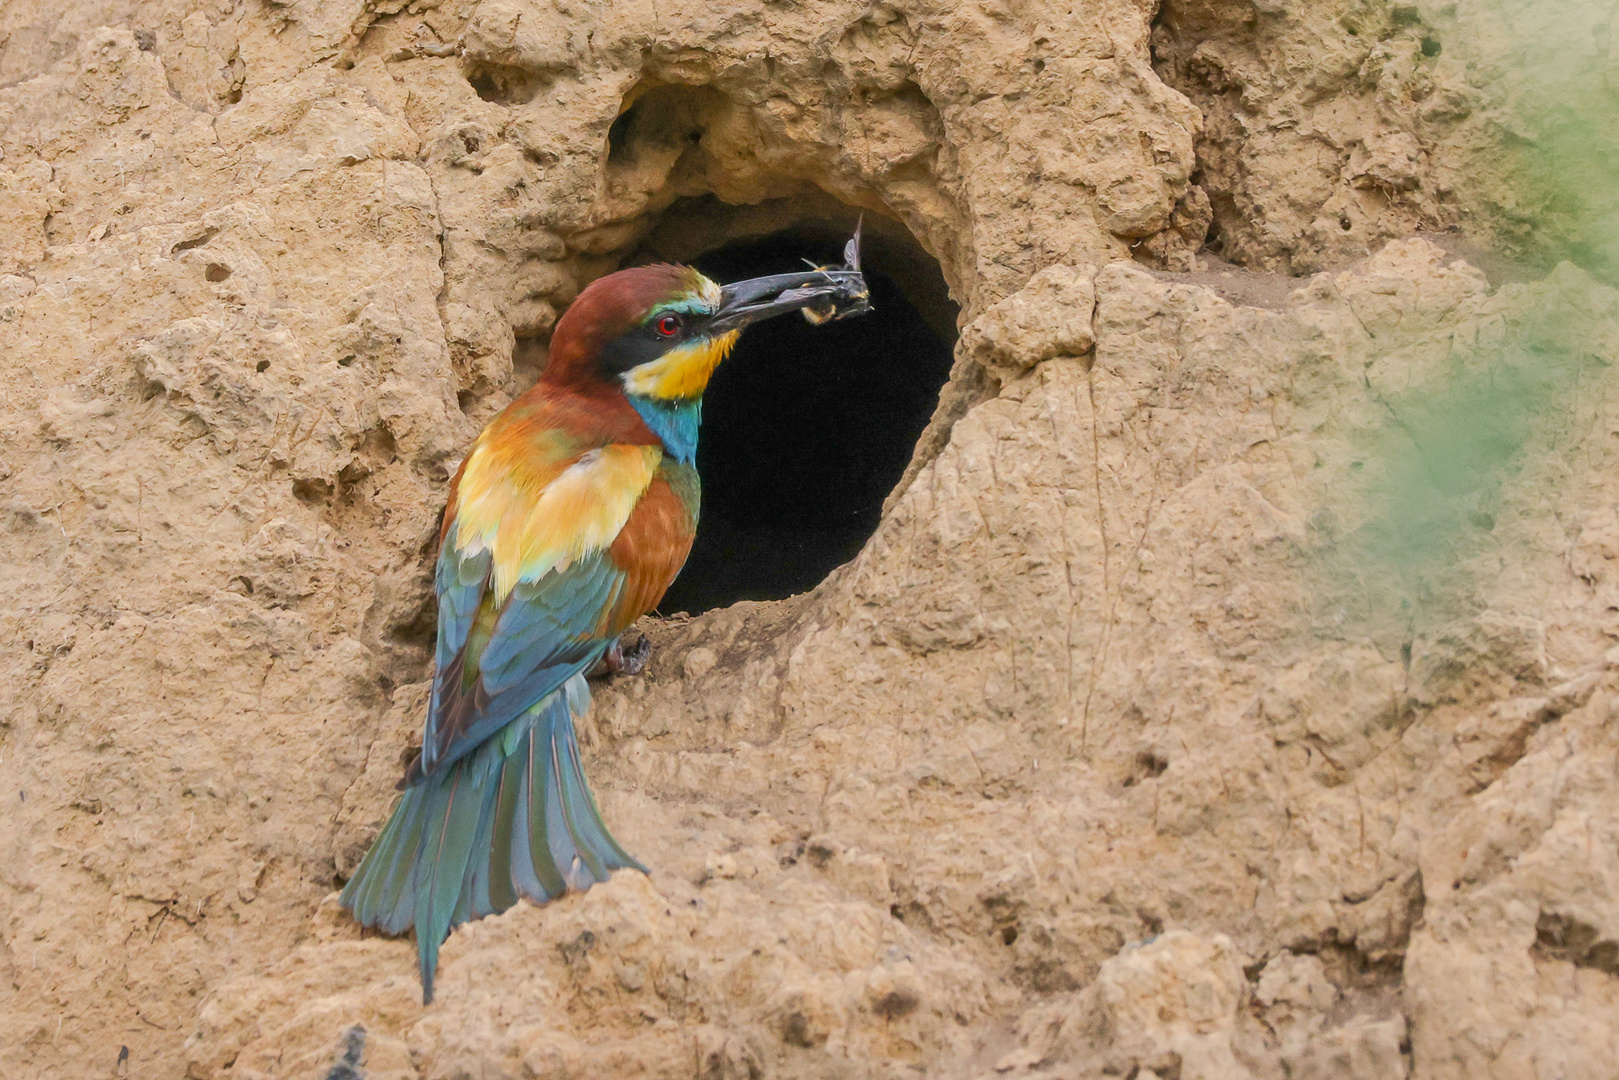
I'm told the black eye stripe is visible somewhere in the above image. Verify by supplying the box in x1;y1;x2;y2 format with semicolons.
597;329;665;376
595;312;706;378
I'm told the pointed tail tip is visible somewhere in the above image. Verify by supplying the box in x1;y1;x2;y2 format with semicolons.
417;926;440;1006
419;954;436;1005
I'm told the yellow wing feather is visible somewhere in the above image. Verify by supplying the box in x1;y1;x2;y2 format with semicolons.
454;441;663;603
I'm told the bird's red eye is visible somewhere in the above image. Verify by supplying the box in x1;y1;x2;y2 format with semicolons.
654;314;681;337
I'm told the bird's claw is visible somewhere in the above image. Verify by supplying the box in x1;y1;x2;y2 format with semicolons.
606;634;652;676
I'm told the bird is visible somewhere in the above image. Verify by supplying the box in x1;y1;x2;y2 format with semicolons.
340;237;871;1003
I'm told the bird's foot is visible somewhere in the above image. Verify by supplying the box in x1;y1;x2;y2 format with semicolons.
605;634;651;677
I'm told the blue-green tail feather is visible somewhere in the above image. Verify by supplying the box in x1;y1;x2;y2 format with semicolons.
338;674;641;1003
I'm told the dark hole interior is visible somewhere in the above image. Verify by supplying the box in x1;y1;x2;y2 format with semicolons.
642;216;957;614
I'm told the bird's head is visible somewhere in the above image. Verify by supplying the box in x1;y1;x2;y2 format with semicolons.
541;259;868;404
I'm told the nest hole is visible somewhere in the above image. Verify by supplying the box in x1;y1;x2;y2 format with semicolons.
620;197;958;615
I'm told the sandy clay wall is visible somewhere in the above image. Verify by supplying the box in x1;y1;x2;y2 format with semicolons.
2;0;1617;1077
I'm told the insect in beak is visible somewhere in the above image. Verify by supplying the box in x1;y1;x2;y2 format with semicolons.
709;220;874;334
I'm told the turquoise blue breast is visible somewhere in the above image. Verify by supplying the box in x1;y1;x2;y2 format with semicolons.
628;394;702;465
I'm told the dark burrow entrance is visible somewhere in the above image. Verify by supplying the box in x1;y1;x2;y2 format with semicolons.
627;202;958;615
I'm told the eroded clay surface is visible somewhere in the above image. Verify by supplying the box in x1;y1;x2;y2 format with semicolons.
2;2;1616;1078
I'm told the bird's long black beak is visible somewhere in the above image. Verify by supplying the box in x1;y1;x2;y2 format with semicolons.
708;223;874;335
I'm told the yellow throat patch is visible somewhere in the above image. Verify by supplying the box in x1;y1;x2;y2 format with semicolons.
621;330;740;401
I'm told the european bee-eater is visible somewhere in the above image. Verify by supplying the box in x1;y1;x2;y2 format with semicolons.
340;232;871;1002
